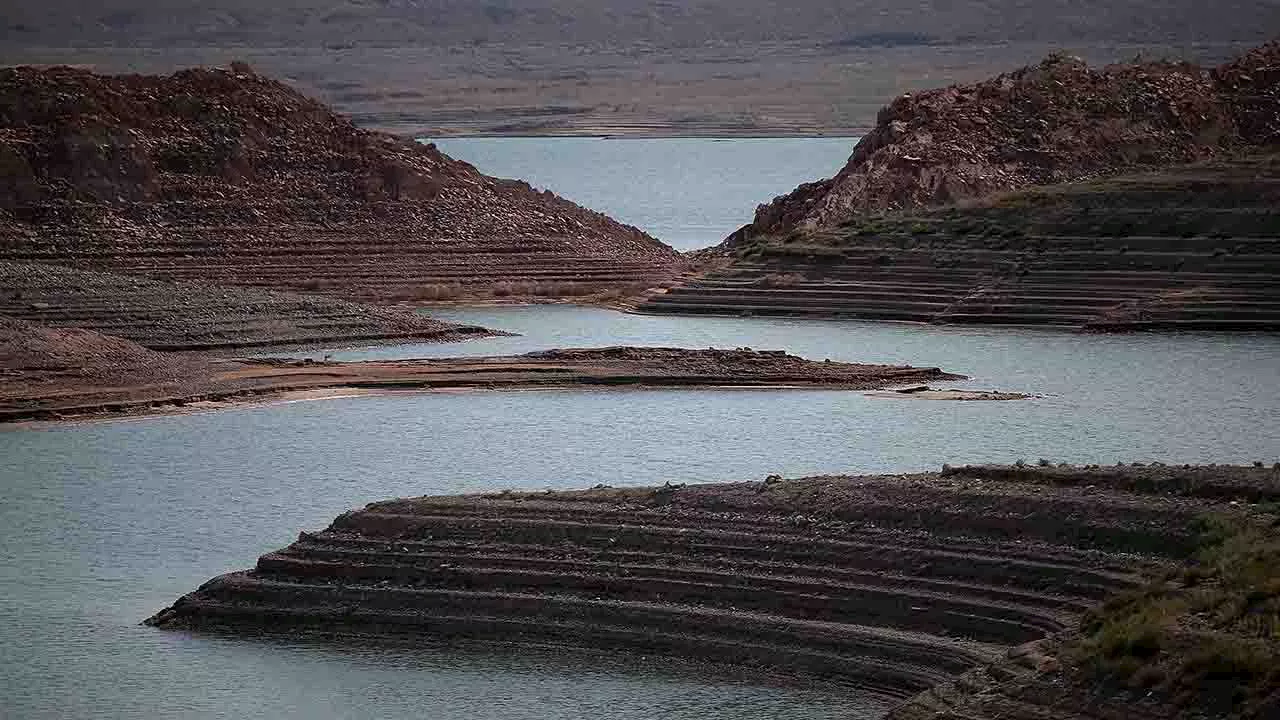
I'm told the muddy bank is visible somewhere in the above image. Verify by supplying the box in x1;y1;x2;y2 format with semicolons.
146;464;1277;705
0;339;961;423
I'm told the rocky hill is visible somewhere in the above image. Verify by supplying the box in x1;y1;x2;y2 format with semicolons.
642;155;1280;330
640;45;1280;331
0;64;682;303
740;43;1279;237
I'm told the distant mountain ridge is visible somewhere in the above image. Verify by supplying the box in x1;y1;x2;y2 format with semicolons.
3;0;1277;46
4;2;1271;137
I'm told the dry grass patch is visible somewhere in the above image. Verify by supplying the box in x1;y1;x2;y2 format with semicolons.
1072;513;1280;717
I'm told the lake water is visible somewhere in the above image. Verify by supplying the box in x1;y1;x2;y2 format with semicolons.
6;308;1279;720
3;139;1280;720
280;304;1280;471
427;137;855;250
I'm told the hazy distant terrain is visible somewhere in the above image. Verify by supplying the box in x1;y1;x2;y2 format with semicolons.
6;1;1277;46
2;1;1276;135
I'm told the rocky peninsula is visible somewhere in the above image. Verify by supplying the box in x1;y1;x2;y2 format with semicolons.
0;319;962;422
644;44;1280;331
148;463;1280;718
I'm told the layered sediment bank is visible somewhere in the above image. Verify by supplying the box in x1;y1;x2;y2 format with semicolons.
0;337;960;422
0;262;495;351
148;465;1276;708
645;156;1280;330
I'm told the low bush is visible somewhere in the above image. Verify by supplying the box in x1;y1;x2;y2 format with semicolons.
1071;514;1280;715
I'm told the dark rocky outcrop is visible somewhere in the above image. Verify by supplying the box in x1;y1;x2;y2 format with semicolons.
147;465;1279;704
0;64;682;303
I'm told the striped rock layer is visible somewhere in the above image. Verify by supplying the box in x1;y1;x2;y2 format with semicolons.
147;464;1239;701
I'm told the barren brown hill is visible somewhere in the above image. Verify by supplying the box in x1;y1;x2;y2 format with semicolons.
3;3;1269;136
0;64;682;303
741;43;1280;236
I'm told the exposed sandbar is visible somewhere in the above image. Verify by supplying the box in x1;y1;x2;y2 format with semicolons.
0;337;964;423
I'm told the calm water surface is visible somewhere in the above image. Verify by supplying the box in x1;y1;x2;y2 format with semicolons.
427;137;855;250
6;307;1279;719
4;138;1279;720
282;305;1280;469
